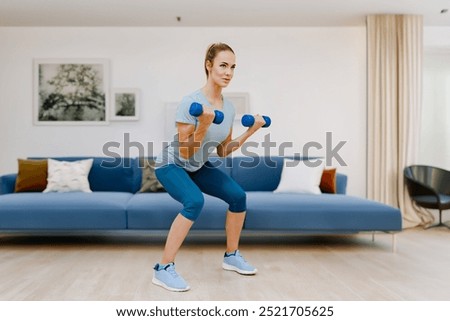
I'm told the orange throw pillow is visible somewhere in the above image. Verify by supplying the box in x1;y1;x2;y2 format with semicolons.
320;168;337;194
14;159;48;192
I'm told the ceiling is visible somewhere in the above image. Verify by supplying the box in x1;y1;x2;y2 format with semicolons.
0;0;449;27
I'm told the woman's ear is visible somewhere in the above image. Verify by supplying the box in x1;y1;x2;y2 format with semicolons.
205;60;212;73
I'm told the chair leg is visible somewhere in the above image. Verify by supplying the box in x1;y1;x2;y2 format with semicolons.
441;210;450;229
427;209;450;229
425;217;442;229
425;222;443;229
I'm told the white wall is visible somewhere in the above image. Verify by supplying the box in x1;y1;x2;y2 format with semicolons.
0;27;367;196
424;27;450;48
422;27;450;170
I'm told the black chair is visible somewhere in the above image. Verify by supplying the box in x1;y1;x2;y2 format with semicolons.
404;165;450;228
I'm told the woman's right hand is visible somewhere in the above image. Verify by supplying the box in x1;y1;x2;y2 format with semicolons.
177;104;215;160
197;105;216;126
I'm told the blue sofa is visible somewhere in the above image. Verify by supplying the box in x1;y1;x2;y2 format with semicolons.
0;156;402;241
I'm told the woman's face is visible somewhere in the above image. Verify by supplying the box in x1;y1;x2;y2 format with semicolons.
208;50;236;88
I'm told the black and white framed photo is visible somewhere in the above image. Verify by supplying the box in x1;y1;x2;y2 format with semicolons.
33;59;109;125
111;88;140;121
223;92;250;119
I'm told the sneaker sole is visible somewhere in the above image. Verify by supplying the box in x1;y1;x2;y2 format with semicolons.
222;262;257;275
152;277;190;292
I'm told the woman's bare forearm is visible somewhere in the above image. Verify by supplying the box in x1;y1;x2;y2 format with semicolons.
178;122;210;159
217;127;259;157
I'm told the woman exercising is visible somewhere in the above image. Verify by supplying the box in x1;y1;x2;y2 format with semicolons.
153;43;266;292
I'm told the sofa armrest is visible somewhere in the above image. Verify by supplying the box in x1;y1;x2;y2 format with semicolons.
336;173;347;195
0;174;17;194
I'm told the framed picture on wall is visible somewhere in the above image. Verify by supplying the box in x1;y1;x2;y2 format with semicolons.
111;88;140;121
33;58;109;125
223;92;250;120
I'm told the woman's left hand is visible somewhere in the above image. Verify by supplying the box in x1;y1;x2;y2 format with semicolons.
251;114;266;130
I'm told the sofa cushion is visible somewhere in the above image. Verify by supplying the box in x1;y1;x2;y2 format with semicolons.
14;159;48;192
138;158;165;193
274;159;324;194
231;156;284;191
244;192;402;232
320;168;337;194
43;158;93;193
84;157;140;193
335;173;347;195
0;192;131;229
127;193;229;230
0;174;17;194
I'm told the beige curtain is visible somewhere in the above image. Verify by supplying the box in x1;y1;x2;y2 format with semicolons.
367;15;434;228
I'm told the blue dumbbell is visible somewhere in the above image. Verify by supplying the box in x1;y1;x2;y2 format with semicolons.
189;102;224;124
241;114;271;128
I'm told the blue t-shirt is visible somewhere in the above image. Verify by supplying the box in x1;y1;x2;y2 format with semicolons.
156;89;235;172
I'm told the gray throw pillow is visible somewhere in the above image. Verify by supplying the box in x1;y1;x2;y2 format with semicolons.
138;158;165;193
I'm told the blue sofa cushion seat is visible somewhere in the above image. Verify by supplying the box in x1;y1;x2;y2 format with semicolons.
0;192;131;229
244;192;402;232
127;193;229;230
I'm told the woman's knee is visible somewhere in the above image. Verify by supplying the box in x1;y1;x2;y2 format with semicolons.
181;195;205;221
229;189;247;213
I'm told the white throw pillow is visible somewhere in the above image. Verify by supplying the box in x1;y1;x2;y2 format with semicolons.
43;158;94;193
274;159;324;194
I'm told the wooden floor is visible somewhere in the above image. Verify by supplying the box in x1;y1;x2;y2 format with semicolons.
1;227;450;301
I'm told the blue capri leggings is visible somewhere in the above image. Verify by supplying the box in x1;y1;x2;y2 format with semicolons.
155;162;246;221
